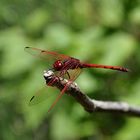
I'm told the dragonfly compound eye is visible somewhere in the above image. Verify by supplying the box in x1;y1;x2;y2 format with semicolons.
53;60;63;70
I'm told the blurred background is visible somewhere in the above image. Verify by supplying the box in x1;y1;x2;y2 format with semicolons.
0;0;140;140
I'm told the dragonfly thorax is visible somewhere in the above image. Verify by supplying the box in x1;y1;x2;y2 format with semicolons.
53;60;63;71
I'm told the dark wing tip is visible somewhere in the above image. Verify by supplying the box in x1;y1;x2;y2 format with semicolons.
30;96;35;102
41;50;46;53
24;46;30;49
24;46;30;52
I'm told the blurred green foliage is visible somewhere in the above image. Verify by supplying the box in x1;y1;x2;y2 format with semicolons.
0;0;140;140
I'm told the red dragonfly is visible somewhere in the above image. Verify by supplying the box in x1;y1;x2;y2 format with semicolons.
25;47;129;112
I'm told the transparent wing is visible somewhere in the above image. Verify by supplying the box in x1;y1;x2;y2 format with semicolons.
29;85;60;106
28;69;62;106
24;47;69;60
25;47;69;68
65;68;82;81
29;68;82;112
47;68;82;112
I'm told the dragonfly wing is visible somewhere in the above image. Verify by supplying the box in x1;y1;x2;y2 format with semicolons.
25;47;69;68
47;68;82;112
66;68;82;81
29;85;58;106
29;69;82;112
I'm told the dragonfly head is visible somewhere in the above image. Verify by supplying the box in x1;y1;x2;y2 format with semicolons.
53;60;63;71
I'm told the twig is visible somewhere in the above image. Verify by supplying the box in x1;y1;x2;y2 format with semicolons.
44;70;140;117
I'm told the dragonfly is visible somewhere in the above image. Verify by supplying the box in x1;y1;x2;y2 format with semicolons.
25;47;129;112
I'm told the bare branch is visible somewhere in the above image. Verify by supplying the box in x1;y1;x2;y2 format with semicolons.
44;70;140;117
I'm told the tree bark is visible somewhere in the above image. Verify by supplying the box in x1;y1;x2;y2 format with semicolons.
44;70;140;117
